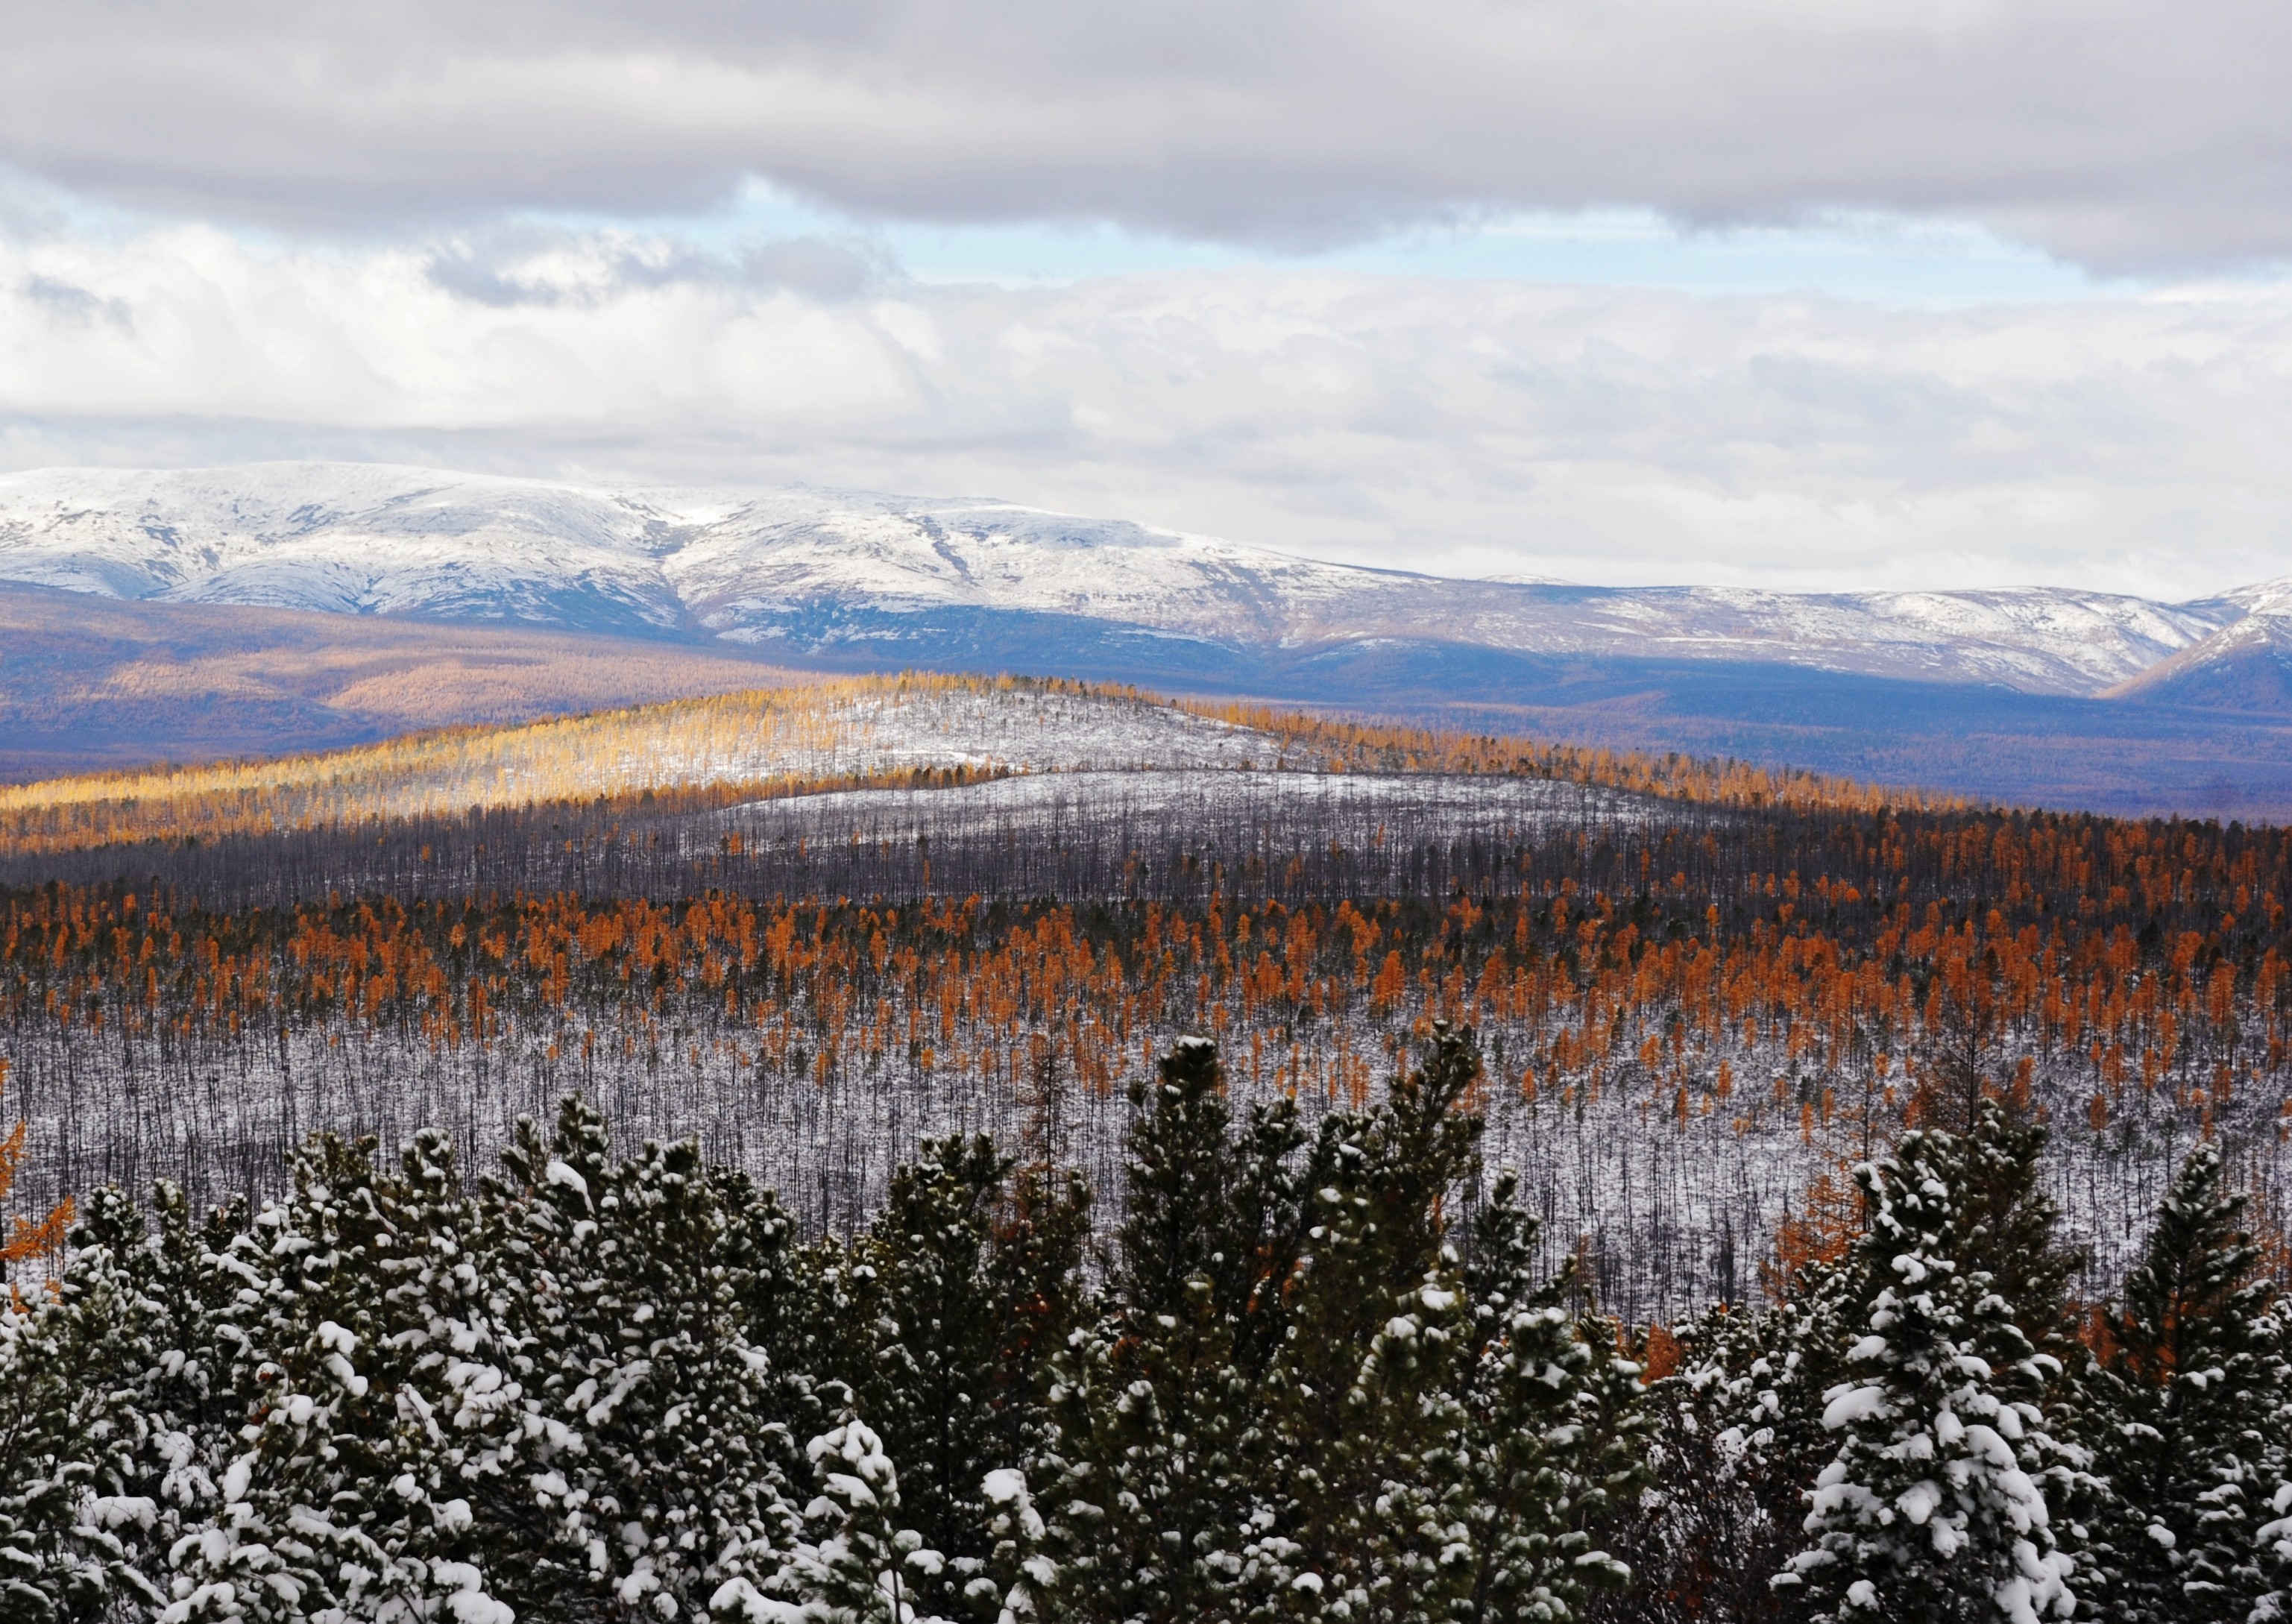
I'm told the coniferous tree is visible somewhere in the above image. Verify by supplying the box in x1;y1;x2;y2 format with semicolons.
1603;1232;1867;1624
1039;1034;1308;1623
979;1162;1091;1474
0;1188;160;1622
1032;1028;1657;1624
1241;1022;1489;1618
476;1099;813;1623
821;1136;1010;1593
14;1181;254;1620
127;1183;249;1573
1584;1327;1765;1624
157;1133;507;1623
975;1467;1054;1624
803;1133;1085;1615
767;1417;945;1624
1776;1105;2077;1624
1458;1173;1650;1624
2085;1142;2288;1624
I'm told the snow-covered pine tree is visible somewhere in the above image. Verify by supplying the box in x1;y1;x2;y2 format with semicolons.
154;1132;495;1621
0;1186;164;1621
819;1136;1010;1606
977;1162;1090;1476
800;1135;1087;1618
367;1128;525;1622
1458;1173;1649;1624
1952;1109;2080;1365
163;1130;515;1623
1037;1035;1307;1623
1776;1104;2077;1624
4;1180;257;1618
976;1467;1054;1624
116;1183;249;1590
2087;1141;2288;1624
1238;1022;1489;1619
475;1098;815;1623
761;1418;948;1624
1598;1224;1869;1624
1951;1101;2104;1605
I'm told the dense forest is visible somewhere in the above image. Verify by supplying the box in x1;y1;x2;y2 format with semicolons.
2;676;2291;1620
0;746;2282;1318
4;1030;2288;1623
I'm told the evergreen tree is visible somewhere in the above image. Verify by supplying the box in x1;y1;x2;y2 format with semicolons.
1776;1106;2077;1624
1601;1235;1870;1624
1459;1175;1649;1624
118;1183;251;1594
163;1131;513;1623
2085;1142;2288;1624
787;1418;947;1624
158;1138;375;1620
803;1133;1083;1614
1236;1025;1647;1623
476;1098;815;1623
975;1467;1054;1624
979;1162;1092;1473
828;1136;1012;1579
0;1186;163;1622
1239;1022;1488;1619
1039;1035;1308;1623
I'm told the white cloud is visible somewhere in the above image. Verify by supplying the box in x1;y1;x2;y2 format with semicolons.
4;221;2292;598
3;0;2289;272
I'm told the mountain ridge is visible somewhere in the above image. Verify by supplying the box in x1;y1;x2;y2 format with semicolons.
0;460;2265;700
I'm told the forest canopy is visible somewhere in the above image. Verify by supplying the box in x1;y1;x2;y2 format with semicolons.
1;676;2288;1622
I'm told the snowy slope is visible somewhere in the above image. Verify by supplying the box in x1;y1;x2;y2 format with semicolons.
2104;611;2292;711
0;461;2246;696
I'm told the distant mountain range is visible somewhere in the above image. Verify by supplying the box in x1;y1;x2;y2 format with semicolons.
1;460;2276;698
4;461;2292;816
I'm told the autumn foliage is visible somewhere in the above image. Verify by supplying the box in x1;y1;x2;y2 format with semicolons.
0;1057;70;1289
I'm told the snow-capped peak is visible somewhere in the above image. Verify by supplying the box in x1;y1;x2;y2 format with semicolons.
0;461;2253;696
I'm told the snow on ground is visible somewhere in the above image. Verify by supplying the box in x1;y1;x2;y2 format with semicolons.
721;768;1656;852
568;687;1287;804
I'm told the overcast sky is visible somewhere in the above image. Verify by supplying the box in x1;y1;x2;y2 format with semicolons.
3;0;2289;595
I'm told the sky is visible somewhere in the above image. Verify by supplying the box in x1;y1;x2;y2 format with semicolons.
2;0;2290;597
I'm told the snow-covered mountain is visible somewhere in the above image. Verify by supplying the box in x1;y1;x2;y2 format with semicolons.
2103;613;2292;711
0;461;2265;698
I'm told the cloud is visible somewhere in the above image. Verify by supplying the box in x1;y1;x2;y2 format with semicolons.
4;218;2291;597
2;1;2289;272
417;228;883;307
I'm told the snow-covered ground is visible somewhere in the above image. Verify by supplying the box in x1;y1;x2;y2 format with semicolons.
721;768;1657;852
0;923;2212;1330
0;673;2250;1325
418;685;1293;814
0;460;2264;695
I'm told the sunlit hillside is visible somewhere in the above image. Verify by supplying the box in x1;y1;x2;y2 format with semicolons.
0;672;1956;854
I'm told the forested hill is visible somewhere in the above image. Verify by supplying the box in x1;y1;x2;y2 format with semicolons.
0;674;2275;1312
0;673;2288;1620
